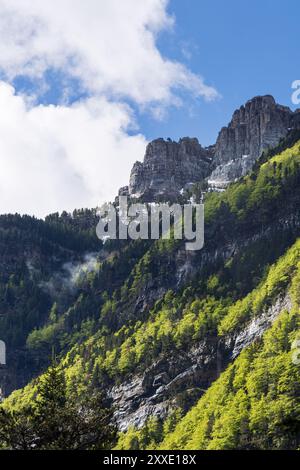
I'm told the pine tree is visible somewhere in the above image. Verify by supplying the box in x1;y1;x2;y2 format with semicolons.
0;362;116;450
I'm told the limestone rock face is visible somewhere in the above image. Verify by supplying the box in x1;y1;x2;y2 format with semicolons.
214;96;292;165
128;137;213;200
110;291;292;431
209;95;299;186
123;96;300;199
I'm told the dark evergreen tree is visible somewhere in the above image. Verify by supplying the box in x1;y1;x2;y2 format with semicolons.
0;362;116;450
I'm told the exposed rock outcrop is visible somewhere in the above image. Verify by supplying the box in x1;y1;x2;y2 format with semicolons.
230;294;292;358
214;96;292;165
0;366;6;401
122;96;300;199
128;137;213;201
209;95;300;186
110;292;292;431
110;338;222;431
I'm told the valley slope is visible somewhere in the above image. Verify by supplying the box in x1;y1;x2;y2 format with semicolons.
1;97;300;450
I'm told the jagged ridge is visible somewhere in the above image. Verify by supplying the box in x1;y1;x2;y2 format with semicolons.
121;95;300;199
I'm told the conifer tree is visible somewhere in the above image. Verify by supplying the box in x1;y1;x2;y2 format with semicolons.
0;362;116;450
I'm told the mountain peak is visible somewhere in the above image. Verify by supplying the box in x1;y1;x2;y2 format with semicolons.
246;94;276;104
128;137;212;200
122;95;300;200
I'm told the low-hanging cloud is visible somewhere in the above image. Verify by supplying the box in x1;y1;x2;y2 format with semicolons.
0;0;219;217
37;253;101;299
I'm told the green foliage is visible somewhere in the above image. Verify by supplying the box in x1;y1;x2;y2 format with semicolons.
160;307;300;450
219;239;300;334
2;138;300;450
112;236;300;450
116;409;182;450
205;141;300;225
0;362;116;450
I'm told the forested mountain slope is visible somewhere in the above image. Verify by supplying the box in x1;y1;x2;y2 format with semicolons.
0;212;100;393
117;238;300;449
1;138;300;450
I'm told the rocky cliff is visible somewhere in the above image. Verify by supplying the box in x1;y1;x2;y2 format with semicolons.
111;293;292;431
126;137;213;201
209;95;300;187
123;96;300;199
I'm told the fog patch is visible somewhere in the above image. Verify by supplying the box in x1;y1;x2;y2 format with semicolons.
26;253;101;299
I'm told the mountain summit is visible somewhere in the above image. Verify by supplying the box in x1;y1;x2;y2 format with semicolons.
121;96;300;199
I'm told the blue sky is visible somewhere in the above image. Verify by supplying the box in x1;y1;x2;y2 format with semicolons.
0;0;298;216
12;0;300;147
138;0;300;145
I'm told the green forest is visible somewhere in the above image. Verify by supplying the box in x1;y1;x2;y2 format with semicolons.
0;138;300;450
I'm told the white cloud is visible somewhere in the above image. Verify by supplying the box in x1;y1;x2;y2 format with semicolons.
0;0;218;104
0;82;146;216
0;0;219;217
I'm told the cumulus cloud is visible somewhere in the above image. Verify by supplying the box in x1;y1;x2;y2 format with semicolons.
0;0;219;217
0;0;218;104
0;82;146;216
